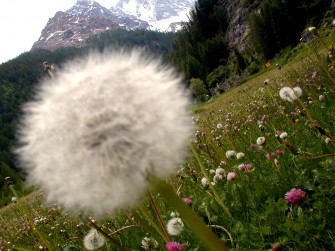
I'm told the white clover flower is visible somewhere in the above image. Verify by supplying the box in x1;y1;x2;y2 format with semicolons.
213;174;223;182
201;177;209;187
256;137;266;145
216;167;225;175
16;50;193;216
167;217;184;236
236;152;245;160
11;196;17;203
209;169;216;175
83;229;105;250
280;132;288;140
170;211;179;217
141;237;150;250
217;123;223;129
226;150;236;158
325;138;331;144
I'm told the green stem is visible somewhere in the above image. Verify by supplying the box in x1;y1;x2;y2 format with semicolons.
146;191;171;242
191;145;233;218
131;210;167;250
10;186;53;251
154;180;229;251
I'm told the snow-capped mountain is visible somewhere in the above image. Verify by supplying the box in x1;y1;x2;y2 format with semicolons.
112;0;195;31
32;0;149;50
32;0;194;51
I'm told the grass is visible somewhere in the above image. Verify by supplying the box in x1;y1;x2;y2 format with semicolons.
1;29;335;251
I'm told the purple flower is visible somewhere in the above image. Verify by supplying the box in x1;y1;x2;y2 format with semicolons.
276;150;284;156
285;188;306;206
250;144;255;148
227;172;236;181
259;145;264;150
182;198;193;206
245;164;252;170
266;153;271;159
319;95;324;101
272;242;284;251
166;242;187;251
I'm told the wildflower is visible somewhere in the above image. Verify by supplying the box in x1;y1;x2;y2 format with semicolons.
83;229;105;250
201;177;209;187
76;222;84;227
285;188;306;206
167;218;184;236
325;138;331;144
182;198;193;206
166;242;187;251
308;26;316;33
245;164;252;170
141;237;158;250
217;123;223;129
214;174;223;182
256;137;266;145
266;153;271;159
250;144;255;148
227;172;236;181
226;150;236;158
272;242;284;251
292;87;302;97
274;158;279;166
216;167;225;175
11;196;17;203
279;87;302;102
170;211;179;217
276;150;284;156
16;50;193;216
319;95;324;101
279;132;288;140
236;152;245;159
238;164;245;170
209;169;216;175
259;145;264;150
264;79;269;85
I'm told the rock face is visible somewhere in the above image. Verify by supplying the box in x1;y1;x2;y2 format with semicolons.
32;0;149;51
219;0;261;52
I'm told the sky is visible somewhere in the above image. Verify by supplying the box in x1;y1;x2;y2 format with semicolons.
0;0;119;64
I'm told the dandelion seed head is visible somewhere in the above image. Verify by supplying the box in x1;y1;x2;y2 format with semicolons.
167;217;184;236
83;229;105;250
16;50;193;216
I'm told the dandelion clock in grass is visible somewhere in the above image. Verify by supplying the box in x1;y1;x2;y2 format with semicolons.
16;50;193;216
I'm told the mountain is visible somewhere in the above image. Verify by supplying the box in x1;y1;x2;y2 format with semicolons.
32;0;149;51
111;0;195;31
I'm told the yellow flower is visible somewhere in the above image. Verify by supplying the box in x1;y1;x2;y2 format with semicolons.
295;119;299;123
317;86;321;90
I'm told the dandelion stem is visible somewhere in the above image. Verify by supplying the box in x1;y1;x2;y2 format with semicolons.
146;191;171;242
10;186;53;251
87;217;128;251
154;180;229;251
108;225;141;236
191;145;233;218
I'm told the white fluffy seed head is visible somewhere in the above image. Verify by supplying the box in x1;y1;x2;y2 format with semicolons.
236;152;245;160
167;217;184;236
279;87;302;102
83;229;105;250
16;50;193;216
226;150;236;158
